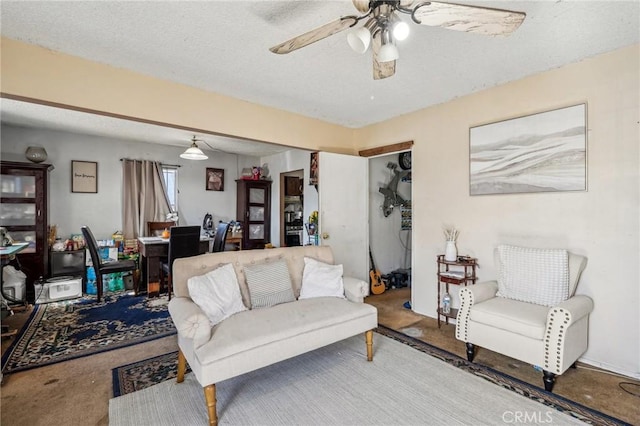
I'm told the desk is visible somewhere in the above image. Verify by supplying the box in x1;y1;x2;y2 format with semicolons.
226;236;242;250
137;237;210;298
1;243;29;338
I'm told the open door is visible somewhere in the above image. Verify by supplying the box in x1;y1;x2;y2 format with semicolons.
317;152;369;282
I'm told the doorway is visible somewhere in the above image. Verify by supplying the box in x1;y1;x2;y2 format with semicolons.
368;149;412;302
279;170;304;247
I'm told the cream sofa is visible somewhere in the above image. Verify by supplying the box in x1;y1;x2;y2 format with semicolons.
168;245;378;426
455;246;592;392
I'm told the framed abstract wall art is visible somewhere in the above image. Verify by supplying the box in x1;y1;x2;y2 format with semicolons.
469;104;587;196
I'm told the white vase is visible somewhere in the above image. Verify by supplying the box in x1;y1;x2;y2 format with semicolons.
444;241;457;262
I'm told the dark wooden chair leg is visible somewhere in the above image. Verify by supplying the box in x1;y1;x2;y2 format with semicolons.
465;343;475;362
167;273;172;301
96;273;103;303
133;270;140;296
543;370;556;392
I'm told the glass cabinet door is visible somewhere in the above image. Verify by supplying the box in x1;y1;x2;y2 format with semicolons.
248;206;264;221
237;179;271;249
249;188;265;204
248;224;264;240
0;173;38;253
1;174;36;198
0;203;36;226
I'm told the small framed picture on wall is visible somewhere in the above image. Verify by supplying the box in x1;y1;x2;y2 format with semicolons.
71;160;98;193
309;151;319;186
206;168;224;191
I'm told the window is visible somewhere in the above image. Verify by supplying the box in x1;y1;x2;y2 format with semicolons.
162;166;178;212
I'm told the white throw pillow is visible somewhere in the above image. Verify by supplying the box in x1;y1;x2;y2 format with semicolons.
187;263;247;326
496;245;569;307
244;259;295;309
299;257;345;300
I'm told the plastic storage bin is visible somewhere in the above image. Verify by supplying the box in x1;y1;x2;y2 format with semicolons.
1;266;26;303
35;276;82;304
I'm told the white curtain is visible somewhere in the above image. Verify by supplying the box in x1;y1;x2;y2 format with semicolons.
122;160;171;238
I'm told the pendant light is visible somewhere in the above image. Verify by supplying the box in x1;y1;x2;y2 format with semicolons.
180;135;208;160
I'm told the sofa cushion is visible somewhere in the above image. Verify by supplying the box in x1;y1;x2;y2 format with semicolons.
244;259;295;309
299;257;345;300
470;297;549;340
187;263;247;327
195;297;376;366
496;245;569;307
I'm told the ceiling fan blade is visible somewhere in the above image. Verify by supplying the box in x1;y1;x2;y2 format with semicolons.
412;1;525;36
372;34;396;80
270;16;358;54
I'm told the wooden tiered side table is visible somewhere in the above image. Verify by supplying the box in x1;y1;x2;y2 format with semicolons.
437;255;478;328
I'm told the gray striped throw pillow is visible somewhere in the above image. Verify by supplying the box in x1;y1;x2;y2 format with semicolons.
244;259;295;309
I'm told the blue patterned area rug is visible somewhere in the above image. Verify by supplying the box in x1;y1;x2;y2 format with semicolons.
2;291;175;374
112;325;628;426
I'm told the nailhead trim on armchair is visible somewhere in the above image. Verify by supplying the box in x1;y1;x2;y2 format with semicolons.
543;308;571;374
455;287;474;341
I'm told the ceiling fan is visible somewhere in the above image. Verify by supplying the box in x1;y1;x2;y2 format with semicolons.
270;0;526;80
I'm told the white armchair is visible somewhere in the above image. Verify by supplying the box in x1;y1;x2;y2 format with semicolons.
455;245;593;392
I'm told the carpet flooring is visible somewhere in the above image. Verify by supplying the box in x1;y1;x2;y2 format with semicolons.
1;291;175;374
109;332;595;426
110;326;628;426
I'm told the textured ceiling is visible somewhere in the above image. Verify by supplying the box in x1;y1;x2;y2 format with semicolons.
1;1;638;153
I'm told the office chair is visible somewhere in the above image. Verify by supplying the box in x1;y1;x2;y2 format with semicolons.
81;226;138;303
211;222;230;253
160;226;201;300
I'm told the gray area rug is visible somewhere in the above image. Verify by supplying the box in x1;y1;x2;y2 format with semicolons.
109;334;586;425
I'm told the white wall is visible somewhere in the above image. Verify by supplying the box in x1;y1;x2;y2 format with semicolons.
0;124;258;240
261;149;318;246
369;154;412;274
354;45;640;378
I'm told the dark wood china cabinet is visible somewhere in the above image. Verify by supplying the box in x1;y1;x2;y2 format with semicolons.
1;161;53;302
236;179;272;250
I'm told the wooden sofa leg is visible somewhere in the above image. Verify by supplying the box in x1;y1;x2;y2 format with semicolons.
365;330;373;361
465;343;475;362
543;370;556;392
177;349;186;383
204;384;218;426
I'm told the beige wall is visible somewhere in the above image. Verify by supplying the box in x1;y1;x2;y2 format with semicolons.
1;36;638;376
355;44;640;377
0;37;355;154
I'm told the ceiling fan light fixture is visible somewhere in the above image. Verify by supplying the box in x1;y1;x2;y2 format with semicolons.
378;43;399;62
347;18;378;54
347;26;371;54
392;20;410;41
180;136;208;160
378;28;399;63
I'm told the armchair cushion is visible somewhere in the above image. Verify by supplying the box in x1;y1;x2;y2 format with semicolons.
470;297;549;340
188;263;247;327
299;257;345;300
496;245;569;307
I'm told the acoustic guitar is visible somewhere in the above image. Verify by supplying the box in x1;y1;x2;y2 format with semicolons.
369;248;385;295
